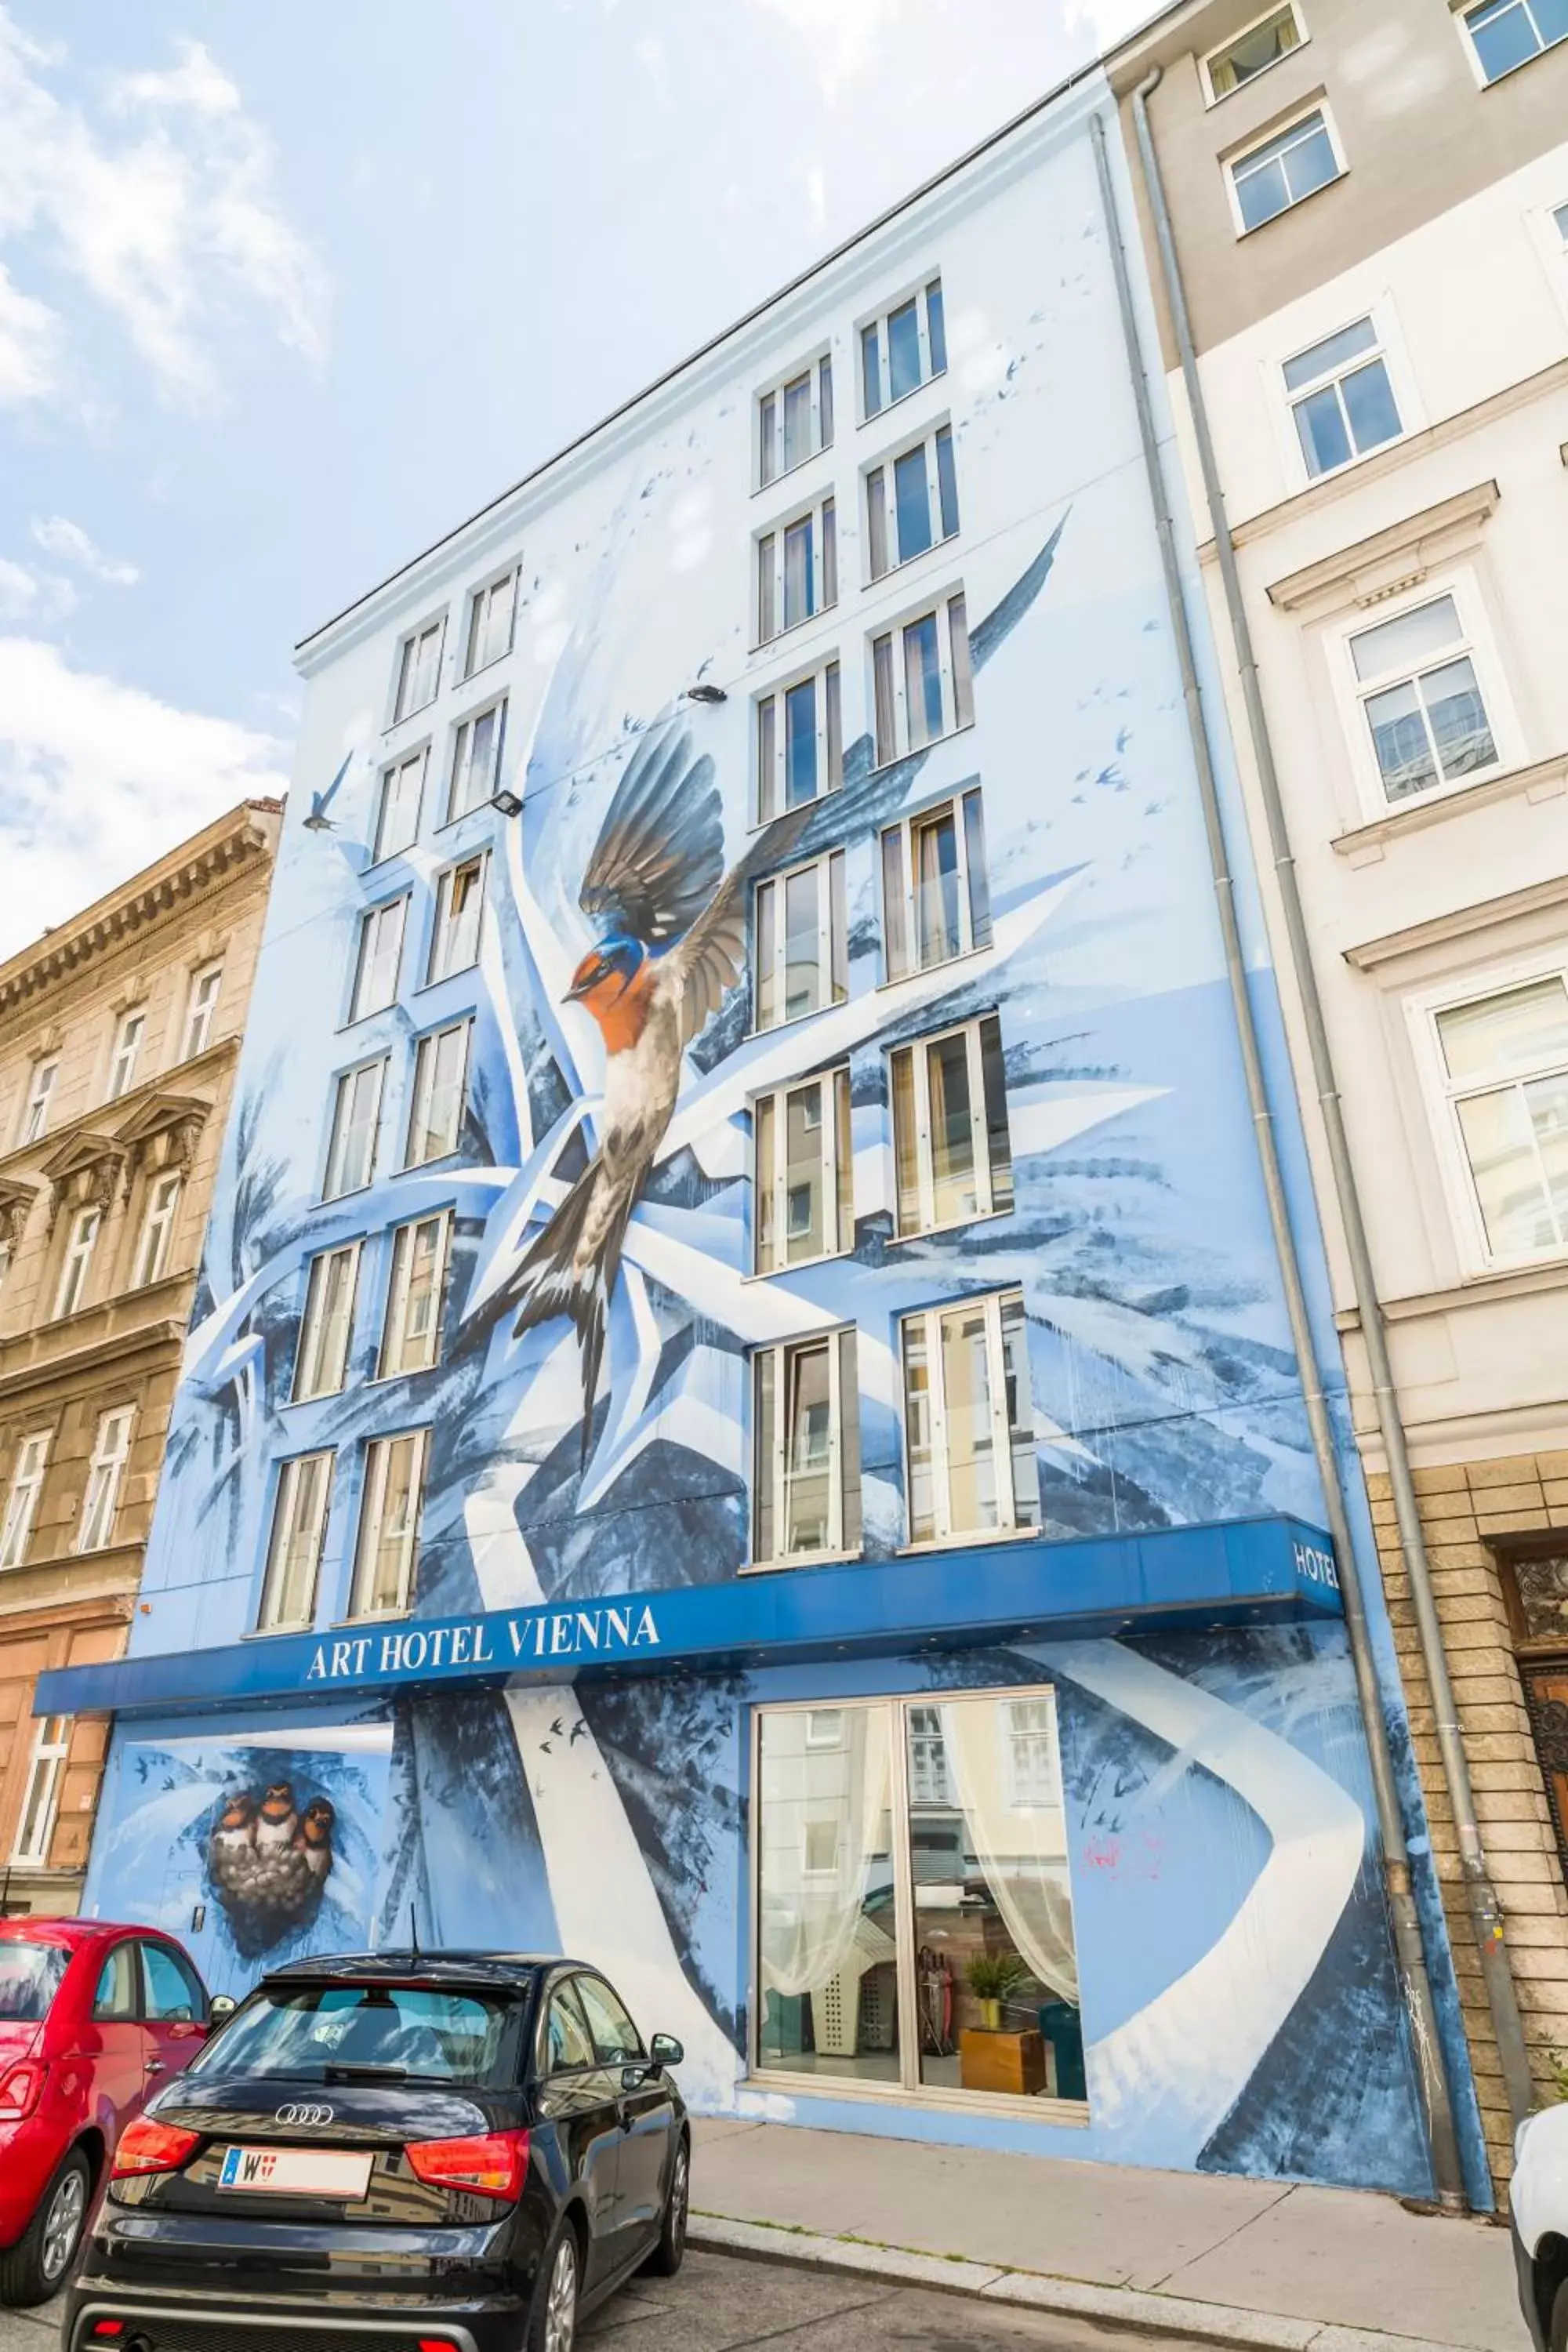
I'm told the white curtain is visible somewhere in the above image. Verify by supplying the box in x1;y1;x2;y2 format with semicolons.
760;1710;892;1998
944;1700;1080;2003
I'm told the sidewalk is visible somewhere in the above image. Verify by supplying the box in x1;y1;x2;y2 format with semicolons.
689;2119;1526;2352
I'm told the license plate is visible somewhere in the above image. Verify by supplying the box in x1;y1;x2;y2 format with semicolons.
218;2146;373;2199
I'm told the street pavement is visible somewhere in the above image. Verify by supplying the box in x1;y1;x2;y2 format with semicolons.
0;2249;1238;2350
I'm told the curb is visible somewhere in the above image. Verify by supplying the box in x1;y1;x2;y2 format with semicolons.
688;2212;1482;2352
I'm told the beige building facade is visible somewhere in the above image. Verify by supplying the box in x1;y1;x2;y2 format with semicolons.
0;801;280;1915
1109;0;1568;2188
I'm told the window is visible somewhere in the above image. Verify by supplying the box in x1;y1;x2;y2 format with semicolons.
323;1061;387;1199
132;1171;182;1288
865;426;958;580
1348;595;1498;806
1464;0;1568;79
350;1428;428;1617
872;593;974;765
77;1406;134;1552
902;1289;1039;1544
181;964;223;1061
464;571;518;677
753;1692;1083;2100
755;662;842;822
106;1009;145;1103
293;1242;361;1401
54;1205;100;1319
753;1066;853;1272
758;355;835;488
544;1981;596;2072
13;1718;70;1867
1229;108;1341;233
890;1014;1013;1236
448;700;506;822
379;1211;452;1377
1283;317;1401;479
375;748;427;862
350;898;408;1023
141;1942;205;2024
405;1022;471;1167
753;853;847;1032
757;496;837;644
752;1327;861;1566
1204;2;1302;98
427;856;488;984
882;789;992;982
0;1432;49;1570
1556;201;1568;246
20;1059;56;1146
861;278;947;418
93;1943;138;2022
574;1974;644;2065
257;1451;334;1631
1432;977;1568;1262
394;617;445;722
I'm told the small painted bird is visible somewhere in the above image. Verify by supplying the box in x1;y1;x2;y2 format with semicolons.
212;1791;258;1853
302;751;352;834
293;1798;336;1882
253;1782;299;1852
503;720;807;1446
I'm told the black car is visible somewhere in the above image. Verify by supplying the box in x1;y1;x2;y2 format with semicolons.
62;1948;689;2352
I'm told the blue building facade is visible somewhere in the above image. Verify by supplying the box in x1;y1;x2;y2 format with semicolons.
45;78;1478;2196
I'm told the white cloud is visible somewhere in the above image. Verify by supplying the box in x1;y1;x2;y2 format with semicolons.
0;637;289;960
748;0;929;100
0;9;328;408
31;514;138;584
0;557;37;616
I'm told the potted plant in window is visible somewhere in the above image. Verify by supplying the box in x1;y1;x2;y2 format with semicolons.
965;1951;1027;2033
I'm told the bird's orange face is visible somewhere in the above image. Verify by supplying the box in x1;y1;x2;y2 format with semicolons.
219;1794;254;1832
567;941;654;1052
260;1783;295;1818
302;1798;335;1846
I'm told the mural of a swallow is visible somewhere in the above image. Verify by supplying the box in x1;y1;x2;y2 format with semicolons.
503;720;806;1450
302;751;352;833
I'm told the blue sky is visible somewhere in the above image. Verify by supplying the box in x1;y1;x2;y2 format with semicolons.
0;0;1147;957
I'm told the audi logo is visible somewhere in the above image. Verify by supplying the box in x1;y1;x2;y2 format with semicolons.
275;2103;336;2128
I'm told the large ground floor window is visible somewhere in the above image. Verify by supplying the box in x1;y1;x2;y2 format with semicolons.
753;1691;1087;2107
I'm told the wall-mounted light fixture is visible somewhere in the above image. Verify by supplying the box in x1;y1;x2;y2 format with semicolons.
684;684;728;705
488;788;524;818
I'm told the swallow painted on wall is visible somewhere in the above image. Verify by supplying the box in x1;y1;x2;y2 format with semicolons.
207;1777;337;1958
500;722;805;1449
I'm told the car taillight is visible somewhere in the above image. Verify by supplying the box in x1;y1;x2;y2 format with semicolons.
112;2116;201;2178
405;2128;530;2200
0;2061;45;2120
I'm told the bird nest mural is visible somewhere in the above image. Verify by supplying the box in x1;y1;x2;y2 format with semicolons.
208;1779;337;1959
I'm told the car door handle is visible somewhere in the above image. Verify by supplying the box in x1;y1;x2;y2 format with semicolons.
144;2060;165;2076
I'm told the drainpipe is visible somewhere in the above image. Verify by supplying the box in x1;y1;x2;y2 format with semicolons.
1125;71;1534;2143
1089;111;1466;2207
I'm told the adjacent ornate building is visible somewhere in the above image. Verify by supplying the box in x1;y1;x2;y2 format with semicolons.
0;801;280;1914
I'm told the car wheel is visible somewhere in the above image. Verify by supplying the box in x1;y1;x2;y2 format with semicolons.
0;2146;93;2307
528;2220;580;2352
643;2134;689;2278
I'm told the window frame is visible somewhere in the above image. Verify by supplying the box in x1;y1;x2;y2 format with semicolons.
445;697;508;826
1332;579;1512;818
256;1450;336;1634
749;1325;862;1571
857;275;948;423
180;962;224;1062
322;1058;388;1202
292;1240;364;1403
863;421;960;583
1201;0;1307;103
870;592;975;771
54;1203;102;1320
391;615;446;727
756;350;835;491
12;1715;71;1867
426;854;489;986
880;786;991;986
1407;958;1568;1277
899;1287;1039;1548
751;849;848;1036
1459;0;1568;83
463;568;519;681
377;1209;453;1381
132;1170;183;1289
751;1064;855;1276
753;657;843;826
19;1058;58;1146
372;746;429;866
888;1011;1013;1239
1225;102;1345;238
754;493;838;648
348;895;410;1025
1279;310;1406;486
76;1404;135;1554
105;1008;146;1105
0;1429;51;1571
348;1425;430;1620
404;1019;473;1171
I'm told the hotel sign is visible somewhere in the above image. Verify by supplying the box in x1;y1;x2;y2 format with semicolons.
305;1602;662;1688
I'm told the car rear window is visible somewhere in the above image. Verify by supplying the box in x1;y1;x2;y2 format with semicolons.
189;1981;525;2087
0;1941;69;2021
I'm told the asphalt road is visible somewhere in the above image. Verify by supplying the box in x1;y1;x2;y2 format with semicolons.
0;2247;1218;2350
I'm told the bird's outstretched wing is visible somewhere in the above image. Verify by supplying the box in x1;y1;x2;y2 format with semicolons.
666;804;812;1046
579;724;723;945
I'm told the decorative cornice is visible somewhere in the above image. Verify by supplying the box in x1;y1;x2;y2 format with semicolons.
1330;748;1568;862
0;1177;37;1254
1266;481;1501;616
0;801;281;1016
0;1034;236;1192
40;1131;125;1231
0;1305;187;1406
1344;870;1568;970
112;1091;210;1197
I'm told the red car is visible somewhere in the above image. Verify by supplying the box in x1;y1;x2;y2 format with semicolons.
0;1918;213;2307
